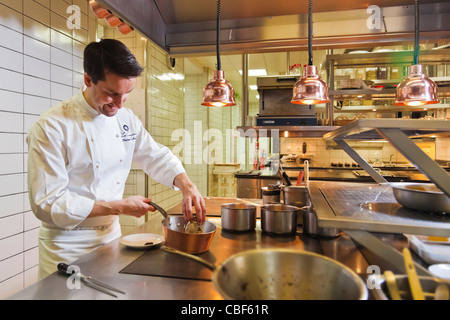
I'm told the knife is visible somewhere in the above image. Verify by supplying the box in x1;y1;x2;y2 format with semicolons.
57;263;125;298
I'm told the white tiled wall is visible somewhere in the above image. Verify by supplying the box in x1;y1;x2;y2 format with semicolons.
0;0;95;300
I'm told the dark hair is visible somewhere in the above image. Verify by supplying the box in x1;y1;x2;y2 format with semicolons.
83;38;144;84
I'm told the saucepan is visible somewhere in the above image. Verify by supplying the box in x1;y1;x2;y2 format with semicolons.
161;246;368;300
390;182;450;213
221;203;256;232
149;201;216;254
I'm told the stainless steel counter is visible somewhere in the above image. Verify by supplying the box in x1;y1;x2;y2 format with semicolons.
10;196;433;300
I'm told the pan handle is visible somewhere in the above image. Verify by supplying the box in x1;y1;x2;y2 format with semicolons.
161;246;216;271
148;201;168;219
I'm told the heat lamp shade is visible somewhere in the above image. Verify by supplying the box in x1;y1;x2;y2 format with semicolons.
394;64;439;106
201;70;236;107
291;65;330;105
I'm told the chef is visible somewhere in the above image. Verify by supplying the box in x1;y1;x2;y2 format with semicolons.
27;38;206;279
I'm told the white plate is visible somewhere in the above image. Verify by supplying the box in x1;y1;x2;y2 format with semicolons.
120;233;164;249
428;264;450;280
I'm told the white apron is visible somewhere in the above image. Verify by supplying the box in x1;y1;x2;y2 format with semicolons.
38;219;121;279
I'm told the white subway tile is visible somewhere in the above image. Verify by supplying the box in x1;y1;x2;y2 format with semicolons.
23;0;50;27
0;173;24;196
23;16;50;44
24;210;40;231
0;0;22;12
51;82;73;101
50;28;72;53
24;265;39;288
24;75;51;98
0;46;23;73
0;133;23;153
34;0;50;9
24;247;39;271
0;154;23;175
24;94;51;115
24;227;39;250
0;213;23;239
0;111;23;133
0;233;23;260
24;114;39;134
0;3;23;33
24;55;51;80
0;68;23;93
0;193;23;218
51;46;72;69
24;36;51;62
0;89;23;113
0;272;23;300
50;10;72;38
0;254;23;282
51;64;72;86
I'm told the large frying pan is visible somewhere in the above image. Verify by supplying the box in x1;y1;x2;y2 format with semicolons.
390;182;450;213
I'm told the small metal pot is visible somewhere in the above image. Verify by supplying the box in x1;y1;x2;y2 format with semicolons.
262;187;281;204
302;206;340;238
162;217;216;254
261;204;299;236
283;185;311;224
221;203;256;232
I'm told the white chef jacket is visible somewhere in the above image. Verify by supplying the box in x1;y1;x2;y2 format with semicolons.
27;90;185;278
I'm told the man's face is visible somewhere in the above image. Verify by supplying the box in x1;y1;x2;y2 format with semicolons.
83;71;135;117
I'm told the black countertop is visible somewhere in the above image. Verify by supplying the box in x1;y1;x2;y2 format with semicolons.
235;165;450;183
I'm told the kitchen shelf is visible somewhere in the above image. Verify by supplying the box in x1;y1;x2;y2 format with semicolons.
236;125;339;138
325;49;450;68
325;50;450;123
323;119;450;197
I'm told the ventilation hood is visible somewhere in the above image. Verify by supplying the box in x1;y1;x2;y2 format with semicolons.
95;0;450;56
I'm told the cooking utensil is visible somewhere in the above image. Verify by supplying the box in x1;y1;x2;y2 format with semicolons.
278;165;292;186
384;271;401;300
162;216;216;254
391;182;450;213
260;204;299;236
403;247;425;300
434;284;450;300
57;262;125;298
373;274;450;300
221;203;256;232
296;171;304;186
161;246;368;300
282;185;311;225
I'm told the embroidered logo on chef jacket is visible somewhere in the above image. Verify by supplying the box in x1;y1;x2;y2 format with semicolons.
121;124;137;142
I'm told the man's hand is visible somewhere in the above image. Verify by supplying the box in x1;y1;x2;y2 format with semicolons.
90;195;155;218
173;173;206;224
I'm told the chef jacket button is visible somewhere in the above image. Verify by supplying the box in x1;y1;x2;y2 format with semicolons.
96;165;99;168
119;159;123;162
91;138;94;142
116;181;120;185
116;134;119;138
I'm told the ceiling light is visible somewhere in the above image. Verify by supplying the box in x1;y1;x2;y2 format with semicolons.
291;0;329;105
249;85;258;90
201;0;236;107
394;0;439;106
